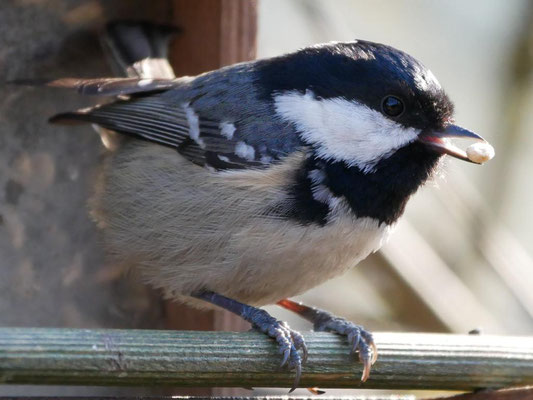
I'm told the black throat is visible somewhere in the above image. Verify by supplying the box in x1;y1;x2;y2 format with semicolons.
288;142;441;226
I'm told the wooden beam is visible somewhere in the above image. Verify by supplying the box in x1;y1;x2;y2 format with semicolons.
168;0;257;75
1;328;533;391
160;0;257;333
159;4;257;393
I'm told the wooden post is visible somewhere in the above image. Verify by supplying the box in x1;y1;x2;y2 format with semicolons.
163;0;257;331
161;0;258;394
169;0;257;76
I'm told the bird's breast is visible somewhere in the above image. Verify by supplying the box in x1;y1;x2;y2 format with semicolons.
96;143;393;308
224;207;393;306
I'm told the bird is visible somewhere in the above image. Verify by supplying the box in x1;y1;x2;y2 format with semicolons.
42;21;493;390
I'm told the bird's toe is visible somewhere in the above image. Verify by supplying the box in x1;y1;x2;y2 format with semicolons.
288;327;308;363
250;311;306;389
314;315;377;381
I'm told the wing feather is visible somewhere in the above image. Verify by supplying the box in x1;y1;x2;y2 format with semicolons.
51;94;264;169
48;63;303;170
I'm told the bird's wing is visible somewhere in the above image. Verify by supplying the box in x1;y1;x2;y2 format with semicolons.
51;93;260;169
49;71;303;170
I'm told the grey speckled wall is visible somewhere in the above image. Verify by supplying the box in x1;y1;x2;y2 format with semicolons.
0;1;171;329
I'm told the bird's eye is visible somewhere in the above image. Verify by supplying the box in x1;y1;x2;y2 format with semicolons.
381;96;404;117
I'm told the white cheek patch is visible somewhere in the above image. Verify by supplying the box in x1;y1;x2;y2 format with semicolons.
274;91;420;173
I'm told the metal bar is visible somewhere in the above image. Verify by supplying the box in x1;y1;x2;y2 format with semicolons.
0;397;416;400
1;328;533;390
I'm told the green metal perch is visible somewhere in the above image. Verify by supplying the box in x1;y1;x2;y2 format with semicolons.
0;328;532;390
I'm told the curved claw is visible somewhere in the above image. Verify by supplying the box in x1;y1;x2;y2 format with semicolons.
355;332;374;382
289;360;302;393
280;346;290;367
314;313;377;381
360;355;372;382
359;330;378;365
370;341;378;365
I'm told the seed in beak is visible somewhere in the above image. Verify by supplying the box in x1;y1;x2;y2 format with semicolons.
466;142;495;164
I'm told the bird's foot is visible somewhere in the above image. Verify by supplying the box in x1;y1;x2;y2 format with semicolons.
277;299;377;382
193;291;308;392
313;311;376;381
242;307;308;391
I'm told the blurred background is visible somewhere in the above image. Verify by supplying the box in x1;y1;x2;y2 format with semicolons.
1;0;533;397
261;0;533;337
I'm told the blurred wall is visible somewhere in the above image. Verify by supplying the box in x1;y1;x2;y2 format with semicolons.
2;0;533;367
0;0;169;331
1;0;533;397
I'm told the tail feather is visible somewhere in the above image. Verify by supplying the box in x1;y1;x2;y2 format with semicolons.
102;21;180;79
48;20;181;142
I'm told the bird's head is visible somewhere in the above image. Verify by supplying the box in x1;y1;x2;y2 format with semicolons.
259;40;494;225
268;40;492;174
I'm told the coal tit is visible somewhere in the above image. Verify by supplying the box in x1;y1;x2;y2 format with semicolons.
45;22;493;390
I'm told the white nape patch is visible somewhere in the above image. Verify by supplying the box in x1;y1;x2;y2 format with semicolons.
219;122;236;139
414;68;440;92
182;103;205;148
357;48;375;61
137;78;154;87
235;141;255;161
309;40;349;50
274;91;420;173
217;155;230;163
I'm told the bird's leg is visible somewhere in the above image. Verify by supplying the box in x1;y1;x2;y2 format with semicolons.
192;291;307;391
277;298;377;382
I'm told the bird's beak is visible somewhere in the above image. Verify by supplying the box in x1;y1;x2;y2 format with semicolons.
417;124;488;163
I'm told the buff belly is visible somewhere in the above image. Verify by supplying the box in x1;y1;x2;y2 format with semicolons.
91;141;391;308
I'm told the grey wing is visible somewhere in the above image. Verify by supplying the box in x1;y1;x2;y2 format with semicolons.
49;67;303;170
